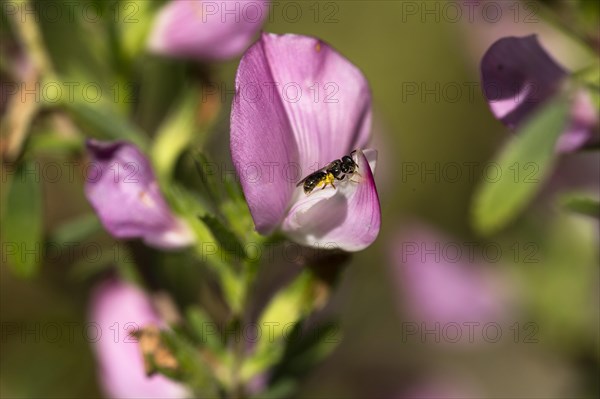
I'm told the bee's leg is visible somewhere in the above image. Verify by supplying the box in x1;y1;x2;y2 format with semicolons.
331;182;336;189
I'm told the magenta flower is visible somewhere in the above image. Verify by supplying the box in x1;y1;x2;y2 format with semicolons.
148;0;269;61
89;278;188;398
481;35;598;152
389;225;511;326
230;33;381;251
85;140;194;250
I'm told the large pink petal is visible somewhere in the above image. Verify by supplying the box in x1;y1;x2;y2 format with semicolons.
148;0;269;61
89;279;188;399
230;36;300;234
281;150;380;251
260;33;372;172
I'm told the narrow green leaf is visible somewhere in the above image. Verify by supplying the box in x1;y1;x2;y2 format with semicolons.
151;91;200;180
561;194;600;218
472;99;570;235
268;319;340;387
193;152;223;205
1;161;43;277
186;306;223;353
49;213;101;245
199;214;247;260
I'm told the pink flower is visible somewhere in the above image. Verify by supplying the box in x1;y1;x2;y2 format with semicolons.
148;0;269;61
480;35;599;152
88;278;188;398
84;140;194;250
230;33;381;251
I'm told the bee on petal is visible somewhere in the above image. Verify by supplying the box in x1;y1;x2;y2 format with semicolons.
296;150;361;195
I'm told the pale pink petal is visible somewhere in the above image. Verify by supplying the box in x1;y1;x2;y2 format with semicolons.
281;150;380;251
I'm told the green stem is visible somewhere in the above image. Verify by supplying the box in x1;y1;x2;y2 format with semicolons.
11;0;55;79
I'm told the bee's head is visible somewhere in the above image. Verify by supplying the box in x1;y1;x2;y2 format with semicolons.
340;155;356;173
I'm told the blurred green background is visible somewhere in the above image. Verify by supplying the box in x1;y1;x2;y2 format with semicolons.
1;0;598;398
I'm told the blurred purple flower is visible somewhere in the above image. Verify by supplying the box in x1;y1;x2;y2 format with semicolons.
85;140;194;250
148;0;269;61
89;278;188;399
230;33;380;251
481;35;598;152
389;225;511;326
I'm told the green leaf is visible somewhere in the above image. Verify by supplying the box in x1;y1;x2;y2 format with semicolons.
199;214;247;260
472;99;570;235
193;152;224;206
268;319;340;387
561;194;600;218
160;330;220;397
49;213;101;245
1;161;43;277
151;91;201;180
186;306;223;353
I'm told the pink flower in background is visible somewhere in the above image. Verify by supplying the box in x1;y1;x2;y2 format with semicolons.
389;225;512;326
85;140;194;250
230;33;381;251
480;35;599;152
89;279;188;399
148;0;269;61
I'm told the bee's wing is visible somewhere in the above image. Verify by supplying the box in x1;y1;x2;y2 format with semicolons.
350;150;359;168
296;175;309;187
295;164;331;187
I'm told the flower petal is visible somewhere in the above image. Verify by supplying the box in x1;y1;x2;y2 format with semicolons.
281;149;380;251
230;38;300;234
84;140;194;249
480;35;567;129
148;0;268;61
89;278;188;399
259;33;373;170
557;89;600;152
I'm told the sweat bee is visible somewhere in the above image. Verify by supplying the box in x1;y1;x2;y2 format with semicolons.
296;150;360;195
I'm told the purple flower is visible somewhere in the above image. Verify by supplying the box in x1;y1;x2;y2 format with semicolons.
85;140;194;250
148;0;269;61
389;224;511;326
481;35;598;152
230;33;381;251
89;278;188;399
